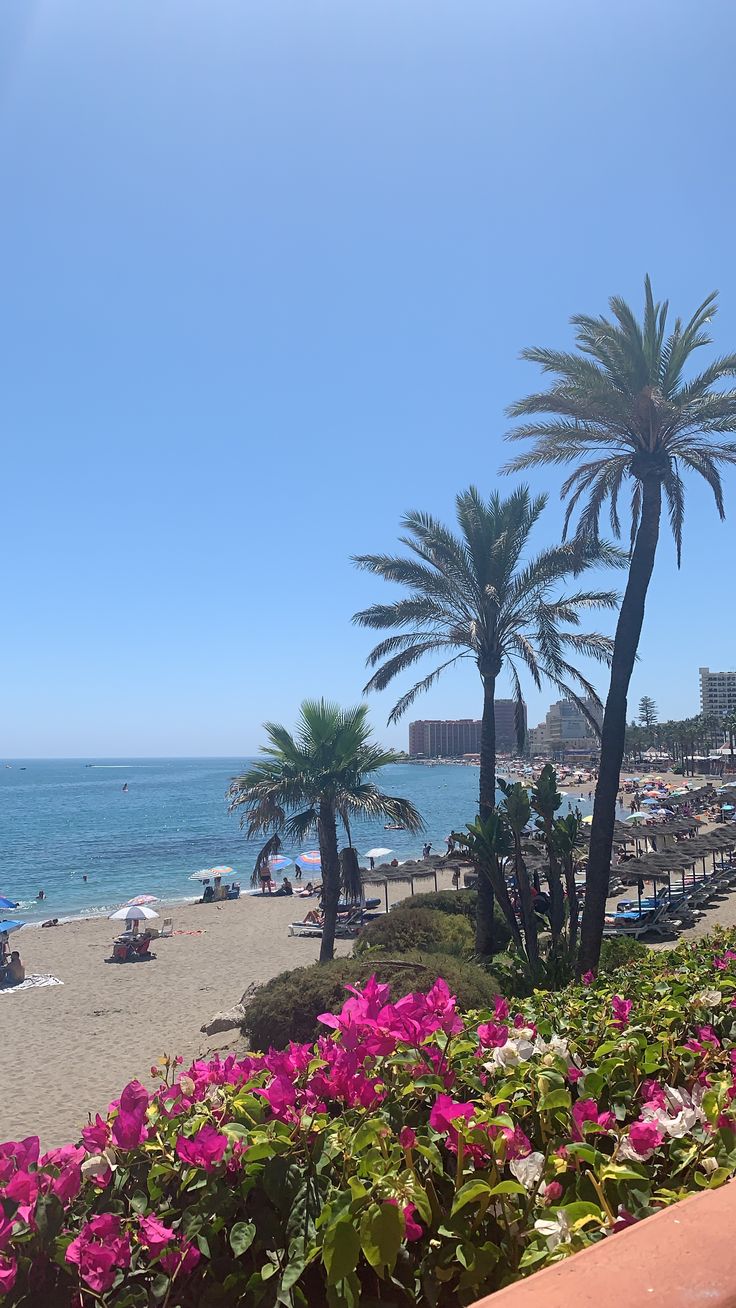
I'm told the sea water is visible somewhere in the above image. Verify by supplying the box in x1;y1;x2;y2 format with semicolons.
0;758;597;922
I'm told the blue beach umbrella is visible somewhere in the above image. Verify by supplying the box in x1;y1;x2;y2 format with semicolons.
0;897;18;911
0;920;24;935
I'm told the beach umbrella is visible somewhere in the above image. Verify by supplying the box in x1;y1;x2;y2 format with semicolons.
626;812;649;822
109;905;159;922
189;866;235;882
581;815;593;825
0;920;24;935
298;851;321;866
268;856;292;871
364;847;393;860
126;894;158;906
723;804;735;811
0;897;18;911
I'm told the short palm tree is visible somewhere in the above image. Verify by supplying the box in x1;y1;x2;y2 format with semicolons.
227;699;423;962
531;764;565;942
505;277;736;972
497;778;538;971
352;485;618;954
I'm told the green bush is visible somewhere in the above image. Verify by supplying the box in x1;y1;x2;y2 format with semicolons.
398;888;477;919
242;951;499;1051
354;907;474;959
397;888;513;950
598;935;649;974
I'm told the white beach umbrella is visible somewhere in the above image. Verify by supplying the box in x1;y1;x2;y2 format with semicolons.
109;904;159;923
189;866;234;882
364;847;393;860
126;894;158;906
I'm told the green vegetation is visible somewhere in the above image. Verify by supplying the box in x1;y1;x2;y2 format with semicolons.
354;907;474;959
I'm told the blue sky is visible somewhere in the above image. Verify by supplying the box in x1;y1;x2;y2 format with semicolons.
2;0;736;757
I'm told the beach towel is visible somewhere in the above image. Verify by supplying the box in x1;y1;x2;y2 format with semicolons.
0;974;63;995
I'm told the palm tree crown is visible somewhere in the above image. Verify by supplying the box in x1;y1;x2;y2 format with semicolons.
228;699;423;855
504;277;736;562
352;485;618;732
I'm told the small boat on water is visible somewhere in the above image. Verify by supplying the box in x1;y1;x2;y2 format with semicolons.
384;823;406;830
122;783;129;793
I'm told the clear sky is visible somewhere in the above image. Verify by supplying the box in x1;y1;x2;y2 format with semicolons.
2;0;736;757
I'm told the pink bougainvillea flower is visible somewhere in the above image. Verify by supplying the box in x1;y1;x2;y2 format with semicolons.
51;1161;82;1207
161;1239;201;1276
611;996;633;1028
81;1114;110;1154
399;1126;416;1149
477;1022;509;1049
175;1124;228;1172
0;1254;16;1295
542;1180;563;1204
714;951;736;970
3;1168;40;1223
138;1214;176;1256
503;1124;532;1160
640;1079;667;1109
620;1120;664;1161
0;1137;39;1184
581;971;595;987
403;1203;423;1241
256;1073;297;1119
429;1094;475;1134
66;1214;131;1294
111;1080;149;1149
571;1099;614;1141
567;1066;584;1084
40;1144;85;1169
493;995;510;1022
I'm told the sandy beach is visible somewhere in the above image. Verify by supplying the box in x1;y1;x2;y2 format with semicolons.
0;870;460;1149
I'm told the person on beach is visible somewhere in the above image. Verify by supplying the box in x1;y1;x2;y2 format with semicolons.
294;863;302;880
259;865;273;894
273;876;293;897
422;842;432;859
6;952;24;985
369;857;375;870
37;889;45;900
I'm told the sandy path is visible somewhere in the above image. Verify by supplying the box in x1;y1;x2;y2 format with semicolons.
0;871;458;1149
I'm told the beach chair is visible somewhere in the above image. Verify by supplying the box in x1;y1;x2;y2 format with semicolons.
602;901;674;939
160;918;173;938
112;940;132;963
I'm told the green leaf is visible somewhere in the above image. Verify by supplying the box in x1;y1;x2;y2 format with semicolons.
360;1201;403;1274
489;1180;527;1196
230;1222;257;1257
538;1088;572;1111
323;1219;360;1284
451;1180;492;1216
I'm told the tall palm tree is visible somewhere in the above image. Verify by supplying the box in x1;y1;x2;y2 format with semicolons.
227;699;423;962
504;277;736;971
352;486;618;954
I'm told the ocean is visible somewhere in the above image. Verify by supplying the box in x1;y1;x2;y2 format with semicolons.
0;758;597;922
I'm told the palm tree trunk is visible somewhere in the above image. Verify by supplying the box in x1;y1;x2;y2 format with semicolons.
564;857;579;953
579;475;662;975
318;800;341;963
544;818;564;943
513;837;539;970
476;675;497;955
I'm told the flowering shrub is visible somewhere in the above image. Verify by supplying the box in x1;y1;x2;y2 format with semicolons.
2;932;736;1306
